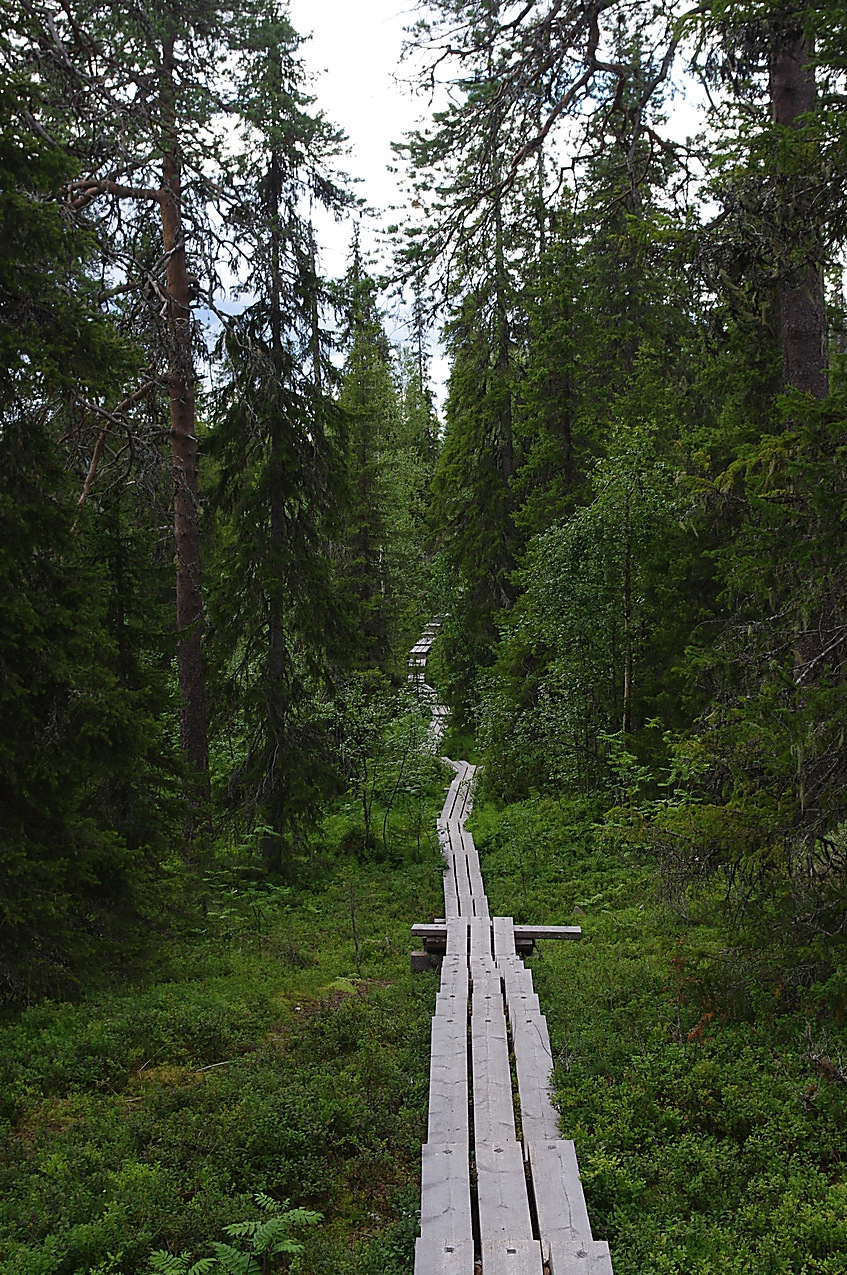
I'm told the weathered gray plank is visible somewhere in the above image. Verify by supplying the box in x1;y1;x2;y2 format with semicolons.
509;1011;558;1149
427;1070;469;1145
471;976;516;1145
475;1140;543;1274
492;915;515;960
415;1141;474;1275
502;978;541;1017
454;856;474;912
547;1239;613;1275
502;970;538;1006
514;924;582;941
480;1239;545;1275
470;917;495;972
412;922;583;942
447;916;469;958
528;1139;593;1248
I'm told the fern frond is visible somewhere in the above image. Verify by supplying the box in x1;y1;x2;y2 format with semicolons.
253;1191;284;1214
147;1252;190;1275
210;1242;257;1275
222;1220;261;1240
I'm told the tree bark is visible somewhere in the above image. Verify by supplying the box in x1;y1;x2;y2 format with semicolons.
161;39;210;798
264;147;286;870
622;490;632;736
770;24;828;399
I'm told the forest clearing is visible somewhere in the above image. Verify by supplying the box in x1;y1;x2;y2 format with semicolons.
2;0;847;1272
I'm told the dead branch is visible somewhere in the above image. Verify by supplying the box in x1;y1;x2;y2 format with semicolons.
74;379;157;518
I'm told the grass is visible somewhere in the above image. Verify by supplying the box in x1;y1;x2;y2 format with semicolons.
471;792;847;1275
0;803;446;1275
10;700;847;1275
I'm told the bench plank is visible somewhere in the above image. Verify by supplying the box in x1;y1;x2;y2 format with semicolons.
412;922;583;941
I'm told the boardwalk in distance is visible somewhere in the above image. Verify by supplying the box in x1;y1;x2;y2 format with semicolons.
409;622;613;1275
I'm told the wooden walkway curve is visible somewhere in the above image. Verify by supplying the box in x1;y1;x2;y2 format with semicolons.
409;622;613;1275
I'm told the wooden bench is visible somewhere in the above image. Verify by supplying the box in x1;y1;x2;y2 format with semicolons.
413;921;582;957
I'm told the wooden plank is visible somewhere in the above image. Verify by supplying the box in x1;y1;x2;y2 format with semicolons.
502;979;541;1017
547;1239;613;1275
528;1139;593;1249
474;894;491;919
509;1011;558;1146
480;1239;544;1275
453;846;474;913
415;1142;474;1275
412;922;583;942
443;871;459;918
472;971;541;1269
415;1236;474;1274
446;916;469;958
471;975;516;1145
475;1140;543;1274
492;915;515;961
466;839;487;900
515;925;582;942
427;1023;469;1144
470;917;495;973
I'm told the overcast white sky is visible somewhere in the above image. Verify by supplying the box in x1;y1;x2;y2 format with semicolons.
282;1;709;403
286;0;424;261
285;0;443;374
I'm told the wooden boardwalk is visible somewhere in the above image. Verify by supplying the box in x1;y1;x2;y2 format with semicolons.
410;622;613;1275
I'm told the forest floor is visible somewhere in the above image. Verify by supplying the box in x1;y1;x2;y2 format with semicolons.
3;764;847;1274
0;794;446;1275
472;792;847;1275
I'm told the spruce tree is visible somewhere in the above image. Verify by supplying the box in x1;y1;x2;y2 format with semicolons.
0;94;179;995
337;244;401;672
7;0;257;800
206;7;351;867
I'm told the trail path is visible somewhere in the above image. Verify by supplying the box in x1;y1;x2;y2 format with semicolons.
408;622;613;1275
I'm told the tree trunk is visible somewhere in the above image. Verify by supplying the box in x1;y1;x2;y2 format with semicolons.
264;148;286;871
770;24;828;399
622;491;633;736
493;174;518;610
160;39;209;800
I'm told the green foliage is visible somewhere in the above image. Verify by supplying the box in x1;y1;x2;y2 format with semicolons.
0;91;180;999
478;422;702;800
334;673;448;860
427;287;519;723
203;9;353;865
473;793;847;1275
0;802;444;1275
149;1193;322;1274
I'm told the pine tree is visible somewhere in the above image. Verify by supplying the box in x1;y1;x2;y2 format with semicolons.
7;0;257;801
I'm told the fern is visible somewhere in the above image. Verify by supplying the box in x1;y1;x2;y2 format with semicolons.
222;1196;322;1257
147;1253;218;1275
209;1244;257;1275
148;1255;188;1275
221;1221;261;1241
253;1192;280;1214
147;1194;322;1275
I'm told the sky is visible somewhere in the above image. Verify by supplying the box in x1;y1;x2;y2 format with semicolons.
285;0;449;386
282;1;710;405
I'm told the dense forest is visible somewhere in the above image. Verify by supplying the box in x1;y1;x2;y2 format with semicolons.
2;0;847;1272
